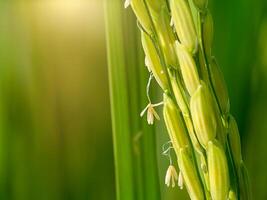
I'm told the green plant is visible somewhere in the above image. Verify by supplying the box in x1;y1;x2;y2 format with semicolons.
104;0;160;200
124;0;251;199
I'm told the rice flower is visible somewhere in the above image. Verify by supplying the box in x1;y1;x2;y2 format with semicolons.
228;115;242;168
178;148;205;200
154;8;178;69
178;171;184;190
175;42;200;96
190;82;217;148
165;165;178;188
209;57;230;115
170;0;198;52
207;140;230;200
129;0;152;34
163;94;190;151
141;31;169;90
140;102;162;125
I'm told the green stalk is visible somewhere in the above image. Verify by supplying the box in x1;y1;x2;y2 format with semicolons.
104;1;160;200
104;1;135;199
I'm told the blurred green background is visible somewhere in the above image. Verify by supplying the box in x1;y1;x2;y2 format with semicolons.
0;0;266;199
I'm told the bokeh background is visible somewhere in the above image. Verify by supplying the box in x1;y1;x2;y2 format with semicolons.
0;0;266;199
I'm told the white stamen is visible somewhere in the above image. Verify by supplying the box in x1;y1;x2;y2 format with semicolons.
124;0;131;8
140;102;163;125
140;104;150;117
147;107;154;125
178;171;184;190
165;168;172;187
165;165;178;188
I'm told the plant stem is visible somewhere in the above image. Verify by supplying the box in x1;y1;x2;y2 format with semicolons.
104;1;135;199
104;1;160;200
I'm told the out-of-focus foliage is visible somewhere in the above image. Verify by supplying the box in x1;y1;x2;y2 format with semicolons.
244;13;267;200
0;0;114;200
